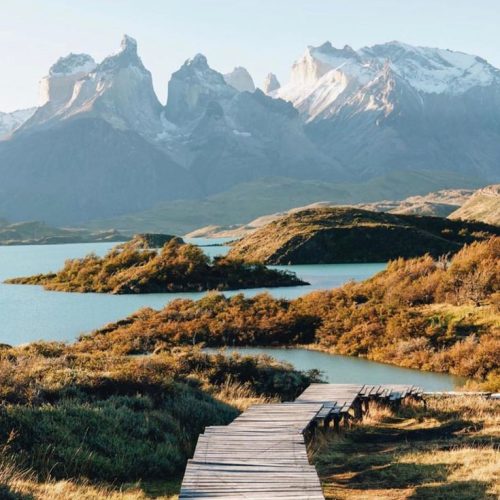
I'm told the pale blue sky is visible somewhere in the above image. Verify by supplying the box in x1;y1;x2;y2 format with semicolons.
1;0;499;111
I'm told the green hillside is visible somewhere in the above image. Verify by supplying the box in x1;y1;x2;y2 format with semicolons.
86;170;482;235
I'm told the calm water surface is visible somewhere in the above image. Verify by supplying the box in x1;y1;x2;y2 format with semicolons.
205;347;465;391
0;240;386;345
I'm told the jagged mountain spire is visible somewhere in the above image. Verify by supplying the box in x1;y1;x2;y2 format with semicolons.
165;53;236;125
20;35;162;138
262;73;280;94
223;67;255;92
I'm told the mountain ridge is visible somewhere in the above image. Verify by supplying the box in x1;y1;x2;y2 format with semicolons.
1;36;499;227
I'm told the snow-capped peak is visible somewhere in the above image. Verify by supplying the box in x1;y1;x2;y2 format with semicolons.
360;41;499;94
275;40;500;122
277;41;378;119
39;54;97;106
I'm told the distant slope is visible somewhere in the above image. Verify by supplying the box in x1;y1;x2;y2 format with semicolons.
449;185;500;225
227;207;500;264
357;189;474;217
89;170;480;236
0;218;126;245
0;118;198;225
185;187;478;239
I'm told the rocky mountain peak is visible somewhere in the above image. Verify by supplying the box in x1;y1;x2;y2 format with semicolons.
98;34;144;72
262;73;281;94
165;54;236;125
223;66;255;92
186;53;209;69
21;35;162;139
120;34;138;54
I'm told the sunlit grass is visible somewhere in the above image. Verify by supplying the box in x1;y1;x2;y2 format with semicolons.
314;397;500;499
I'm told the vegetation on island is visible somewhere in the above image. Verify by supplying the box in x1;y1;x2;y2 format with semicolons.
314;396;500;499
5;237;306;293
228;207;500;264
0;344;318;498
81;238;500;388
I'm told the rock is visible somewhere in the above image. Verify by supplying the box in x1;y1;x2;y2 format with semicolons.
224;66;255;92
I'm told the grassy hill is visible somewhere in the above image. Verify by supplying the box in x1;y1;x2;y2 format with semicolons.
228;207;500;264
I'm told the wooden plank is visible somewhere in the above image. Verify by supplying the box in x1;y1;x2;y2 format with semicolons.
180;383;419;499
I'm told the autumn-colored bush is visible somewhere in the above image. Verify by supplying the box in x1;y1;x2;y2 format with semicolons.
5;238;305;293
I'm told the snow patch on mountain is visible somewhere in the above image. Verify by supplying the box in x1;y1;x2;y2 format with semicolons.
276;40;500;121
361;41;499;94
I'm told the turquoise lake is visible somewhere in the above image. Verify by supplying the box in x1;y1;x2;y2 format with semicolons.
0;239;465;390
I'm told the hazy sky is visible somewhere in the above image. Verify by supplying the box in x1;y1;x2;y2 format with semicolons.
1;0;499;111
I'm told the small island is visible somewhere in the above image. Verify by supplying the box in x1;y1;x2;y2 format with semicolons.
5;235;307;293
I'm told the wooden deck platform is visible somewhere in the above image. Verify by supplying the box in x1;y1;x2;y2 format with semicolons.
179;383;420;499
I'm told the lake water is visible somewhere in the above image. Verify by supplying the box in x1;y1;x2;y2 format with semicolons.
0;240;386;345
205;347;465;391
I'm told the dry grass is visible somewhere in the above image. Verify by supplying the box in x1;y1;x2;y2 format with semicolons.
210;379;277;411
314;397;500;499
3;476;179;500
1;447;180;499
423;303;500;331
401;446;499;497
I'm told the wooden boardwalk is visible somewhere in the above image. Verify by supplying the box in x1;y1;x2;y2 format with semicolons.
179;383;422;499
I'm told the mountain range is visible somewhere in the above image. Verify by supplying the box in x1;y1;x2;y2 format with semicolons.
1;35;499;228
